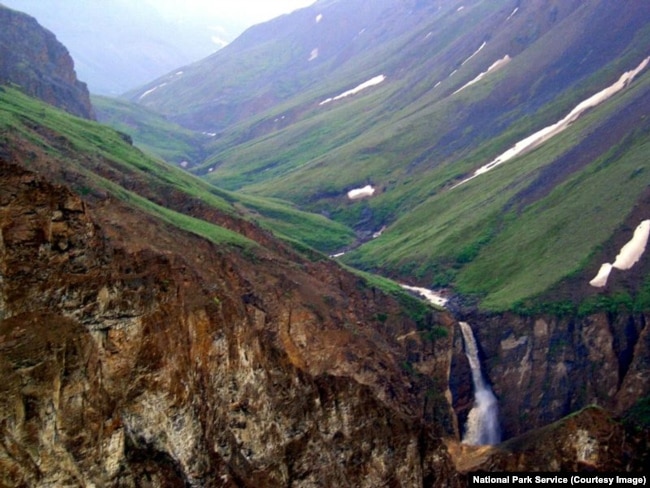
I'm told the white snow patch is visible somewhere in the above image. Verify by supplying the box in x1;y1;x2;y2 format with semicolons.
506;7;519;21
372;226;387;239
138;82;167;100
589;263;613;288
139;87;157;100
315;13;323;23
308;48;319;61
461;41;487;66
454;55;511;94
613;220;650;269
589;220;650;287
320;75;386;105
347;185;375;200
452;56;650;189
401;285;448;308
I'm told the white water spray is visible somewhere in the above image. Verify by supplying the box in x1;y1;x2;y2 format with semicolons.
459;322;501;445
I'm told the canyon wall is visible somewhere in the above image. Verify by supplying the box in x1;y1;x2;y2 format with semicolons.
0;149;647;485
0;160;461;486
451;310;649;440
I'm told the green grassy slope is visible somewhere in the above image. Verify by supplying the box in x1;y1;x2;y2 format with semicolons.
0;86;355;254
344;67;650;309
92;95;210;167
92;0;650;311
170;1;650;311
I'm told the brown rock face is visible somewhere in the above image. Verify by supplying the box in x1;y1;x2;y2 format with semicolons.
451;311;650;440
449;406;648;473
0;5;95;119
0;160;462;486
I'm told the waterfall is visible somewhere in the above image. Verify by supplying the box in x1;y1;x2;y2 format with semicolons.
459;321;501;445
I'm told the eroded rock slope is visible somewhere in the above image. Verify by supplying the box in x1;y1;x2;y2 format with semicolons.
0;150;460;486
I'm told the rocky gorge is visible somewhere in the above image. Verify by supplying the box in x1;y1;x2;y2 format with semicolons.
1;143;647;486
454;311;650;440
0;152;462;486
0;2;649;485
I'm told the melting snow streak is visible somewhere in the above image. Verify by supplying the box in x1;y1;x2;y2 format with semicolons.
452;56;650;189
400;285;448;308
138;83;167;100
320;75;386;105
454;55;510;94
461;41;487;66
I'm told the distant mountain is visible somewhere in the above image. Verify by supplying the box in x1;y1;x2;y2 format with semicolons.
0;0;246;95
127;0;650;311
124;0;415;130
0;4;94;119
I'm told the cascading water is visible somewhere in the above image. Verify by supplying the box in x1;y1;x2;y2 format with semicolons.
459;321;501;445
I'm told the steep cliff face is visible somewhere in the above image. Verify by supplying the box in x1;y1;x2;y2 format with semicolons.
0;157;462;486
451;311;650;440
0;5;94;119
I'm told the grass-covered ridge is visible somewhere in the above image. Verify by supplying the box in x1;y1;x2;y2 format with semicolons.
47;0;650;312
344;65;650;310
92;95;210;168
164;4;650;311
0;86;355;253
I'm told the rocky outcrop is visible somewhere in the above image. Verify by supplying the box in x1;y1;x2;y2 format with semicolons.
0;159;462;486
449;406;648;473
0;5;94;119
451;311;650;440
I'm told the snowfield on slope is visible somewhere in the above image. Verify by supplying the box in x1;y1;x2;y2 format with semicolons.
590;220;650;287
461;41;487;66
452;56;650;188
138;82;167;100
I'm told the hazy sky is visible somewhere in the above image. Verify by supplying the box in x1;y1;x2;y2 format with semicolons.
144;0;317;24
3;0;318;29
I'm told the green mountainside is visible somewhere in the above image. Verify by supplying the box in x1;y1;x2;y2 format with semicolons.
0;86;354;255
119;0;650;311
92;94;210;168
